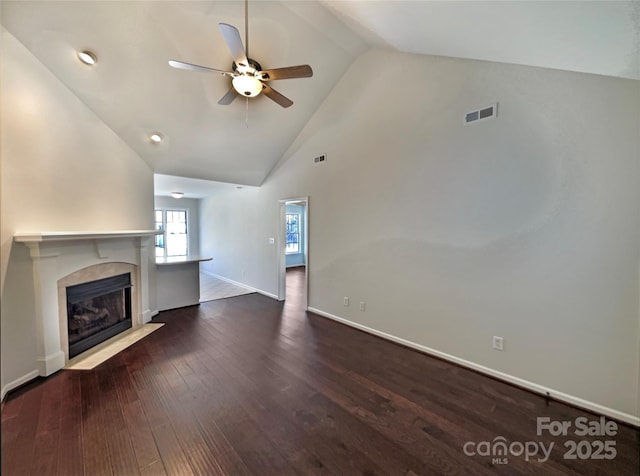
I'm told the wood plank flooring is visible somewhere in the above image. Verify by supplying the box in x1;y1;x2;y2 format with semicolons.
2;267;639;475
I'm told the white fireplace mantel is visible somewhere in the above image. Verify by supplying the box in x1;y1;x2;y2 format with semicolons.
14;230;160;377
15;230;160;244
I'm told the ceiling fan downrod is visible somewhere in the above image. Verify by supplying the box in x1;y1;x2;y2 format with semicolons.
245;0;249;59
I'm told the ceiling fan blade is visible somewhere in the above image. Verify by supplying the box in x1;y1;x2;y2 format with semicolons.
218;23;249;68
168;60;231;75
218;87;237;106
262;84;293;108
257;65;313;81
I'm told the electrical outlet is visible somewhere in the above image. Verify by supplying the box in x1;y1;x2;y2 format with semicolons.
343;297;349;306
359;301;366;311
492;336;504;351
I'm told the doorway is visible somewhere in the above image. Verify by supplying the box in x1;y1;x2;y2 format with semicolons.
278;197;308;309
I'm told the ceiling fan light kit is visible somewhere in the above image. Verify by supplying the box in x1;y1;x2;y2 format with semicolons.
232;74;263;97
168;0;312;108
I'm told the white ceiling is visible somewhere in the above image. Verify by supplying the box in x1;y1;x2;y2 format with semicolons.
3;1;638;196
322;0;640;80
154;173;255;199
1;1;366;188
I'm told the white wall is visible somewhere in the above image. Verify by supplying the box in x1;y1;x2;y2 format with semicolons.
199;48;640;421
154;196;200;256
1;30;154;395
199;185;268;283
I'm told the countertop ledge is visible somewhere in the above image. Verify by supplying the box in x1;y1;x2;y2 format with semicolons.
156;255;212;265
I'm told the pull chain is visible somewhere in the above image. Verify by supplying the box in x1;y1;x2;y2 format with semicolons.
246;96;249;128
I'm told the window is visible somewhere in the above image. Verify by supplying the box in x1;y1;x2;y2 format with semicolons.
155;209;188;257
285;213;300;254
154;210;164;257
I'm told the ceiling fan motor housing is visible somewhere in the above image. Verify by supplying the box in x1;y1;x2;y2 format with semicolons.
233;58;262;75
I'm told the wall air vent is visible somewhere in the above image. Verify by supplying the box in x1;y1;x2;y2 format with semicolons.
464;103;498;125
314;154;326;164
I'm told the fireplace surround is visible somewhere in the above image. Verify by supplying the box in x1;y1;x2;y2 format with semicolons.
14;231;158;375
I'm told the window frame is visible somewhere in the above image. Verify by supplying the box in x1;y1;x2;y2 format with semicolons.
155;208;189;258
285;213;301;255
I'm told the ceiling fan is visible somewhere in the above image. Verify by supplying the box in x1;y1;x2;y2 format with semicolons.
168;0;312;108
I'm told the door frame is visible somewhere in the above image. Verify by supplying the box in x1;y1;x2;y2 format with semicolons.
277;196;309;308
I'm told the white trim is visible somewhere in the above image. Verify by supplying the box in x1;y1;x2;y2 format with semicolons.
1;370;39;402
201;271;278;300
284;212;302;255
143;309;155;323
14;230;160;243
257;289;279;300
37;350;66;376
155;208;190;259
308;306;640;427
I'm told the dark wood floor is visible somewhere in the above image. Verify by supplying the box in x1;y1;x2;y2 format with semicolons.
2;267;639;475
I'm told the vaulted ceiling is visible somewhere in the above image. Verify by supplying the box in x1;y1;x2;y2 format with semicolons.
2;1;638;195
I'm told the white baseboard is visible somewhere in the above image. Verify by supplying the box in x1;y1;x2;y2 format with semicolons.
202;271;278;301
257;290;279;300
307;307;640;427
142;309;155;323
1;370;39;401
37;350;66;376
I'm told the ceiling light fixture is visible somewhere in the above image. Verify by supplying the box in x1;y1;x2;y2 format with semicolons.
171;192;184;199
232;74;263;97
77;50;97;65
149;133;163;144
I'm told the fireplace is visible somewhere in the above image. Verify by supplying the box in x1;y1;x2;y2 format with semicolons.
66;273;133;358
11;231;158;379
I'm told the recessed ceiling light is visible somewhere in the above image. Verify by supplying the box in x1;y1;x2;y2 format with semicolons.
77;50;97;65
171;191;184;199
149;133;163;144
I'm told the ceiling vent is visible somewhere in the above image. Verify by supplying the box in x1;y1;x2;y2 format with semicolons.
464;103;498;125
314;154;326;164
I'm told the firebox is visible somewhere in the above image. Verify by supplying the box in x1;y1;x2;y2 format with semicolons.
66;273;132;359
